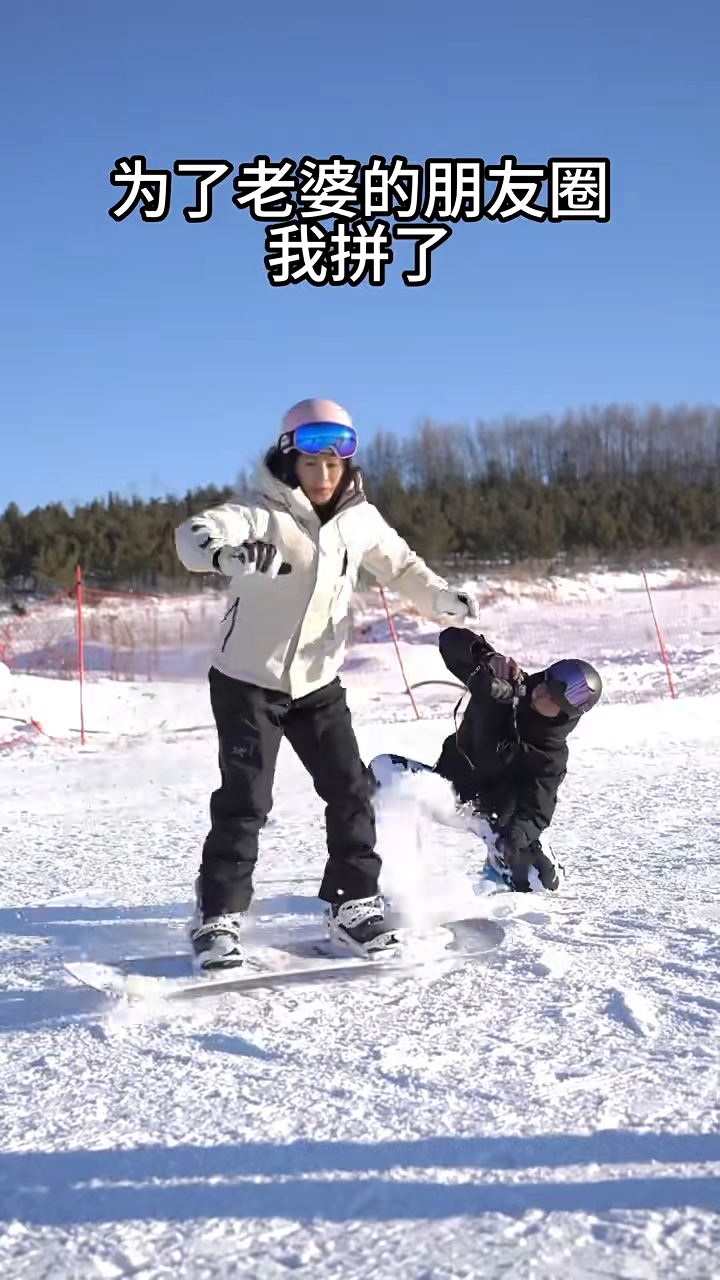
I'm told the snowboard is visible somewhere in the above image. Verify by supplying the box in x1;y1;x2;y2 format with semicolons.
64;916;505;1005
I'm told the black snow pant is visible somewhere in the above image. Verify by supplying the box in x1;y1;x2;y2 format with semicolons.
199;667;380;919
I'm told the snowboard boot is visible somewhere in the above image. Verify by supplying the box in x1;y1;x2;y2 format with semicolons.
530;843;565;892
190;915;246;972
326;895;400;957
480;841;565;893
480;860;516;891
482;837;515;890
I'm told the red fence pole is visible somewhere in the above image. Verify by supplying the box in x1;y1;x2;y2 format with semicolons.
378;586;421;720
75;565;87;744
642;567;676;700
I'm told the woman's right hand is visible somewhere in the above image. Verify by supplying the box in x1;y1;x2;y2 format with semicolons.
214;541;289;579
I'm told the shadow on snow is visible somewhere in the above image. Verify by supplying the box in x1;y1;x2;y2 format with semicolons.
0;1133;719;1225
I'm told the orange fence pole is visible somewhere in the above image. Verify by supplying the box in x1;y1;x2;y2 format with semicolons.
642;567;676;699
75;565;86;744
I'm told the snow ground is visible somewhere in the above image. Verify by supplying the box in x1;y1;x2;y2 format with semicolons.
2;579;720;1279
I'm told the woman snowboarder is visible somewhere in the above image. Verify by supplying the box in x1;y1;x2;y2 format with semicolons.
175;398;479;970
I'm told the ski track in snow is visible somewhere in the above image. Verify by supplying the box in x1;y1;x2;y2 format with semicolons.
2;666;720;1276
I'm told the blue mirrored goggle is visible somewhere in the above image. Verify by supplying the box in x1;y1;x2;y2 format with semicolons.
544;660;593;715
279;422;358;459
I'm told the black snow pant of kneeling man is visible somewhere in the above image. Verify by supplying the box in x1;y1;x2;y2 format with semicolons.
198;667;380;920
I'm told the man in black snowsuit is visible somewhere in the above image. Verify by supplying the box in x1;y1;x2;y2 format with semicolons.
432;628;602;891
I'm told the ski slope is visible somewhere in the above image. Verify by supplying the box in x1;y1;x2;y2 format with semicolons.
2;602;720;1277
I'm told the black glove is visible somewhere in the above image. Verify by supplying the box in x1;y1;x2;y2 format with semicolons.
467;652;524;705
470;636;496;664
213;541;288;579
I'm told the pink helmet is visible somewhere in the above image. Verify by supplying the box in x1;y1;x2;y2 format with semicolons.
281;399;353;434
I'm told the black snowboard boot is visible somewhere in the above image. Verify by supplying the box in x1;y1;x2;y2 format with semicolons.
531;843;564;891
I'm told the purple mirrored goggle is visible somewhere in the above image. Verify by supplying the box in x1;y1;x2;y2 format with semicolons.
544;660;594;716
279;422;358;459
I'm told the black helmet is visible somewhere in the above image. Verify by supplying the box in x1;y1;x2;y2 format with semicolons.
543;658;602;717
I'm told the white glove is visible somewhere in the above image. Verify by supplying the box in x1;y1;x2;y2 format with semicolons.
189;515;226;555
214;540;286;580
433;588;480;621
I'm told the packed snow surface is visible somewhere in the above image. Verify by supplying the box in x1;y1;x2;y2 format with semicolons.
1;572;720;1278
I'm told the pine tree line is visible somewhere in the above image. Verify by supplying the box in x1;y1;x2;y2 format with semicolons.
2;405;719;592
360;404;720;564
0;486;235;592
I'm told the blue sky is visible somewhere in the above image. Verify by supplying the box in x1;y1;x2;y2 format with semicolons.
2;0;718;513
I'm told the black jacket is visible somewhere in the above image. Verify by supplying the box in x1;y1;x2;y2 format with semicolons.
434;628;579;852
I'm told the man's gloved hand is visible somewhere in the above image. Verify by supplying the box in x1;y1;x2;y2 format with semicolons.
488;652;521;683
214;540;285;580
433;589;480;621
468;649;523;704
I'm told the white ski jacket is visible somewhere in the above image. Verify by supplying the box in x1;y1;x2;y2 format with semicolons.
175;465;449;698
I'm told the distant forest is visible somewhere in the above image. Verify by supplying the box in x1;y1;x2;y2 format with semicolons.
2;404;720;592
